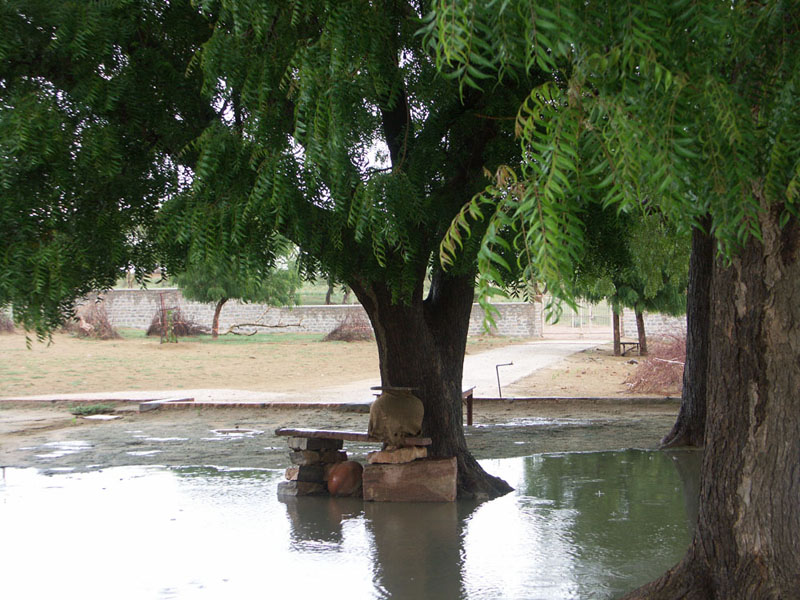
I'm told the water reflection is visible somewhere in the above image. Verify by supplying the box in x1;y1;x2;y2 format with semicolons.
0;450;699;600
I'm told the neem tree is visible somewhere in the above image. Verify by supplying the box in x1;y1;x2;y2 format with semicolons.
430;1;799;596
573;207;689;355
0;1;214;333
0;0;544;498
172;243;300;339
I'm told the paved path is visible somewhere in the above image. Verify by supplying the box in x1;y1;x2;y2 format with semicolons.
1;338;609;406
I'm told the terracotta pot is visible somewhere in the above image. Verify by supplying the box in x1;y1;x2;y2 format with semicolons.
327;460;364;497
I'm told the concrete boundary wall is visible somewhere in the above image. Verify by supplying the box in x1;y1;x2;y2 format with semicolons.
79;289;544;338
621;308;687;339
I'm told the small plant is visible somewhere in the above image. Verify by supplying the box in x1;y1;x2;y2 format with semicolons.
0;312;14;334
69;403;117;416
323;313;374;342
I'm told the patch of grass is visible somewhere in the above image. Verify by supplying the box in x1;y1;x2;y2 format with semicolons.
197;332;324;345
69;403;117;416
117;328;148;340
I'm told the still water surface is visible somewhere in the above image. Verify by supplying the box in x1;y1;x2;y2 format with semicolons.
0;449;699;599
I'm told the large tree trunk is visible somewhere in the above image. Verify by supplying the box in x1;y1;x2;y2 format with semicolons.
634;310;648;356
211;297;227;339
351;270;513;500
612;308;621;355
661;219;713;448
624;209;800;598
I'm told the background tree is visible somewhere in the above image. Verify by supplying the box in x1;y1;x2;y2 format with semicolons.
0;0;542;498
172;242;300;339
574;207;689;355
0;0;214;336
431;1;800;596
661;216;713;449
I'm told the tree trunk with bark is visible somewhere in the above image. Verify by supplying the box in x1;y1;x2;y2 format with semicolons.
634;310;648;356
661;219;713;448
350;270;513;500
623;209;800;598
612;308;621;356
211;297;227;339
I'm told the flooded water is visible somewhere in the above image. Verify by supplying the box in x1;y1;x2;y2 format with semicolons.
0;449;699;599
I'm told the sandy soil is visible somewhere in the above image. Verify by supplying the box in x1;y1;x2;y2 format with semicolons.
508;345;666;397
0;331;517;398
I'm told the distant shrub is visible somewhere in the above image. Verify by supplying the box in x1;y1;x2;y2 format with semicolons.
64;302;121;340
0;312;14;333
70;403;116;416
146;306;208;338
625;335;685;394
323;313;374;342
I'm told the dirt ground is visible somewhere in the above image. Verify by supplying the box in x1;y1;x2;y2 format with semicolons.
0;331;681;473
0;330;522;398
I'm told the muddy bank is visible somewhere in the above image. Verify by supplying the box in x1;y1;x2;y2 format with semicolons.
0;399;680;473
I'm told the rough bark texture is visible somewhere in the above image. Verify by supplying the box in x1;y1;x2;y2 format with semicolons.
211;297;227;339
624;209;800;598
635;310;648;356
613;309;621;355
351;271;513;500
662;220;713;448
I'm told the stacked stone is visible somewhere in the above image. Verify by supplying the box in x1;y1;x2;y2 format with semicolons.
276;436;347;497
366;445;427;465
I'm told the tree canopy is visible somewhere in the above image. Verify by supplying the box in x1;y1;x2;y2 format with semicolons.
0;0;214;335
429;0;800;595
432;0;799;299
172;239;300;338
0;0;534;332
1;0;540;496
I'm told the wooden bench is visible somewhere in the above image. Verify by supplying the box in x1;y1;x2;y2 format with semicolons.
462;387;476;426
620;341;641;356
275;428;456;501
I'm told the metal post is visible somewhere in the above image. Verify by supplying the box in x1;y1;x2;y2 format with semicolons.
495;362;513;398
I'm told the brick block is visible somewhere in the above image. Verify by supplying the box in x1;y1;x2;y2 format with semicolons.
276;481;327;497
288;449;347;466
367;446;427;464
289;450;322;466
362;457;457;502
287;437;344;451
319;449;348;463
284;465;326;482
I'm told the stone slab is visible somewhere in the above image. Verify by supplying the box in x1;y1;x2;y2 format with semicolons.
138;397;195;412
287;436;344;451
362;457;457;502
276;481;327;497
284;465;326;483
367;446;428;464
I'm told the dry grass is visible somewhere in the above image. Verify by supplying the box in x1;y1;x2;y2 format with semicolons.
0;330;523;398
625;336;685;394
145;307;208;338
323;313;374;342
63;303;121;340
0;312;14;334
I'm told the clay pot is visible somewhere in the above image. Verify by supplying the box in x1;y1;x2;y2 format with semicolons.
327;460;364;497
368;388;424;445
